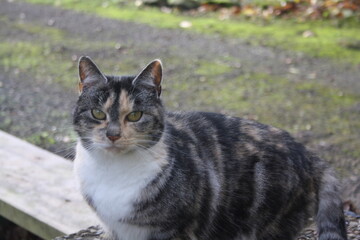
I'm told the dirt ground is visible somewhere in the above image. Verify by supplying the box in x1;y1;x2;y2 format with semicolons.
0;0;359;198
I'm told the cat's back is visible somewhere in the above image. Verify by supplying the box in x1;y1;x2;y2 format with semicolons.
165;111;307;160
164;110;319;195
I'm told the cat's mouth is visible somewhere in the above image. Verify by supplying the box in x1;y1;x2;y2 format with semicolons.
91;139;141;153
101;142;136;154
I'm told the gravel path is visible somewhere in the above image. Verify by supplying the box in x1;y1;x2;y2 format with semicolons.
2;1;360;93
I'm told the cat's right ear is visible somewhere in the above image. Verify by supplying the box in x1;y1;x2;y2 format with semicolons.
132;59;162;97
78;56;107;94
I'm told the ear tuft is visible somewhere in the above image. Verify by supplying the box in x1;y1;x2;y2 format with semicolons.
132;59;163;97
78;56;107;94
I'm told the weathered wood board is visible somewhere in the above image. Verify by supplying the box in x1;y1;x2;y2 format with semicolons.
0;130;98;239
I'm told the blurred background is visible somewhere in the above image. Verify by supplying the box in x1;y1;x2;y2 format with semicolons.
0;0;359;238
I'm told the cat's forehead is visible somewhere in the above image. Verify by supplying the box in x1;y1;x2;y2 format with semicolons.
88;75;134;98
80;74;158;108
106;75;135;90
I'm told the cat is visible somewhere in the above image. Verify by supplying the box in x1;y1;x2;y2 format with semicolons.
73;56;347;240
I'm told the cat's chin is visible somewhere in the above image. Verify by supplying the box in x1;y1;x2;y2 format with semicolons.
102;144;136;154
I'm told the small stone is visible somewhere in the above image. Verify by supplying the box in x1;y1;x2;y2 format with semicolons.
134;0;143;7
47;18;55;26
179;20;192;28
19;12;26;20
285;58;293;64
289;67;299;74
302;30;315;38
115;43;122;50
307;72;316;79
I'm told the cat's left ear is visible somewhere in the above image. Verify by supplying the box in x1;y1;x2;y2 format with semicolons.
132;59;162;97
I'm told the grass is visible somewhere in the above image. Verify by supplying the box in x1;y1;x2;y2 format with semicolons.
0;40;77;87
0;16;133;89
195;61;233;76
22;0;360;64
26;131;56;147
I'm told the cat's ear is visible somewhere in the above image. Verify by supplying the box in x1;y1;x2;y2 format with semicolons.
132;59;162;97
78;56;107;94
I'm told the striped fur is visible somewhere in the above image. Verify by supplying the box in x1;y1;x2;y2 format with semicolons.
73;57;347;240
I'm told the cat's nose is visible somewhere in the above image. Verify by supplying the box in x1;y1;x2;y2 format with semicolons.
106;124;121;142
107;135;120;142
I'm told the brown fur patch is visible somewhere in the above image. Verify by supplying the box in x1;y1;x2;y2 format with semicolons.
78;82;83;94
151;60;162;95
104;92;115;113
118;90;136;140
243;126;264;142
119;90;133;116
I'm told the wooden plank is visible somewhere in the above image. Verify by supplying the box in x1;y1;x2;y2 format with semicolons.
0;130;98;239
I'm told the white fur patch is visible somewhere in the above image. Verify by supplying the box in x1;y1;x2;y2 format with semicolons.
74;142;165;240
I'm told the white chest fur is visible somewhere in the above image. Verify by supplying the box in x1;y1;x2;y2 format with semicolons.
74;143;164;240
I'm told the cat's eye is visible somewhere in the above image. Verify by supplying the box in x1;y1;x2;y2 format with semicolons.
91;109;106;120
126;111;143;122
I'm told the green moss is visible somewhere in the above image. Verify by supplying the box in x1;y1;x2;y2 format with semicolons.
14;22;65;40
26;131;56;147
0;40;75;84
192;73;360;138
0;42;43;71
21;0;360;64
0;17;132;88
195;61;232;76
0;16;65;41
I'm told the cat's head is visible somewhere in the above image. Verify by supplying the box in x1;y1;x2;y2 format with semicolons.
73;56;165;154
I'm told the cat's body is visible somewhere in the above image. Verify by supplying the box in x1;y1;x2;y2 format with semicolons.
73;57;347;240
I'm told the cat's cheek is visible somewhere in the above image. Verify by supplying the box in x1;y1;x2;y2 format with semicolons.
92;122;109;141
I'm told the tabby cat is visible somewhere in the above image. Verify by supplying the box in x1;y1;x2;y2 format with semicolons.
73;56;347;240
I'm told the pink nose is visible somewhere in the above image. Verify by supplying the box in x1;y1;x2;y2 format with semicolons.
107;135;120;142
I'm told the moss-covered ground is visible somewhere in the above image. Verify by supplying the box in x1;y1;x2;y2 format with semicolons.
0;1;359;176
24;0;360;64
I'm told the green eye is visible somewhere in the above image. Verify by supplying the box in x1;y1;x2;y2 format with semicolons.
91;109;106;120
126;111;143;122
